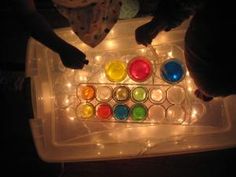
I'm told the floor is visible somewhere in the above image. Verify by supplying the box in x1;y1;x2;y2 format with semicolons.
1;1;236;177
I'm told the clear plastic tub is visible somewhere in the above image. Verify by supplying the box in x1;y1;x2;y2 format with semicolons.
26;17;236;162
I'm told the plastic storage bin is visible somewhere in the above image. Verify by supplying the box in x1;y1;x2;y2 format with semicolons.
26;17;236;162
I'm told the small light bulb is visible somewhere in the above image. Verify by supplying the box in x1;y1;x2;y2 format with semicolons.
66;83;72;88
168;51;173;58
140;48;145;53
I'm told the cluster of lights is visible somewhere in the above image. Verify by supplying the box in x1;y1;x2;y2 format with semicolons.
53;47;204;126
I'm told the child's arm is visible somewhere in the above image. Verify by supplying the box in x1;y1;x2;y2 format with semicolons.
9;0;88;69
135;0;205;46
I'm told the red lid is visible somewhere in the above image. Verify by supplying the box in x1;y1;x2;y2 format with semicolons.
96;103;113;120
128;56;152;82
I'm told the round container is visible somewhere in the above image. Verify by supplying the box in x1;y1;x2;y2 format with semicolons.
131;87;148;102
167;86;185;104
96;86;112;102
149;88;165;103
105;60;127;82
96;103;113;120
191;102;206;122
160;58;185;84
76;103;95;119
128;56;152;82
78;85;95;100
130;103;148;121
113;86;130;102
148;105;166;123
166;105;185;124
113;104;129;121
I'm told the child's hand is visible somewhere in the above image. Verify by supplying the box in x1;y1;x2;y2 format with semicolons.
59;44;89;69
135;21;155;46
135;20;166;46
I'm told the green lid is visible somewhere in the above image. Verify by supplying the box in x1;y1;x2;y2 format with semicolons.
132;87;148;102
131;104;147;121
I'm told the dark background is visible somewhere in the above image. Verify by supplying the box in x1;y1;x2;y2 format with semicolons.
1;1;236;177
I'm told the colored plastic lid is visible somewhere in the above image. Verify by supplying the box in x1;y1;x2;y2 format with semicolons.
128;56;152;82
79;85;95;100
105;60;127;82
76;103;95;119
96;103;112;120
160;58;185;84
130;104;147;121
113;86;130;102
113;104;129;120
131;87;148;102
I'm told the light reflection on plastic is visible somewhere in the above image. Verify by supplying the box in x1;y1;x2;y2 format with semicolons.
146;140;152;147
188;87;193;92
186;71;190;76
96;143;105;149
140;48;145;53
66;82;72;88
168;51;173;58
98;73;107;83
95;55;102;62
105;40;117;49
191;109;197;118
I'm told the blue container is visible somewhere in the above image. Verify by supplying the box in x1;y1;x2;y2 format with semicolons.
113;104;130;121
160;58;185;84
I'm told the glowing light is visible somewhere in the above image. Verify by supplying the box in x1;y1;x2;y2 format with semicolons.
64;99;69;104
98;72;107;82
191;109;198;118
146;140;152;147
167;105;186;124
186;71;190;76
65;106;76;120
70;30;74;35
69;117;75;121
95;55;102;62
168;51;173;58
188;87;193;92
140;48;145;53
79;76;88;82
105;40;116;49
96;143;105;149
66;82;72;88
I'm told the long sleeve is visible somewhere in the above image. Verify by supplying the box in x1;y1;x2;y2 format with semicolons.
9;0;69;53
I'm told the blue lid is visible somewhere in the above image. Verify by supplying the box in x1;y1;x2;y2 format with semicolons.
113;104;129;120
161;59;185;84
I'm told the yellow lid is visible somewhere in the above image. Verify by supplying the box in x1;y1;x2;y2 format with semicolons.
76;103;94;119
105;60;127;82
